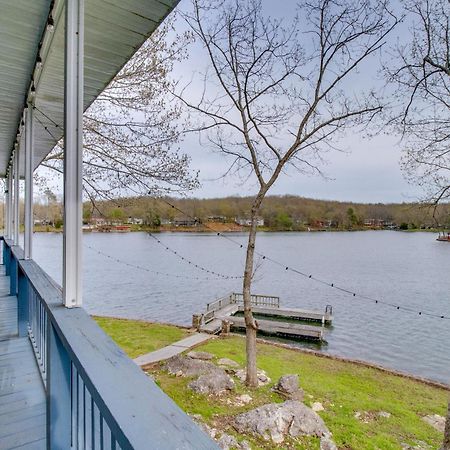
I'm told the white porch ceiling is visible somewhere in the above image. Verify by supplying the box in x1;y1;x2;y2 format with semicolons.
0;0;179;178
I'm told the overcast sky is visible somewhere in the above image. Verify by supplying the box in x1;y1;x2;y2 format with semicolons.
170;0;420;203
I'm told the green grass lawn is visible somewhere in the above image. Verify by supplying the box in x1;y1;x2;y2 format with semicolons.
96;317;449;449
94;316;191;359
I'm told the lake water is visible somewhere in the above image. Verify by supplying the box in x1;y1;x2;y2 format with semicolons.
31;231;450;384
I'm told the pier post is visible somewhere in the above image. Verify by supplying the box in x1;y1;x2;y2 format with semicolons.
192;314;202;330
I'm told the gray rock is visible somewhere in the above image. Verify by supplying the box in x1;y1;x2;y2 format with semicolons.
218;358;240;368
187;351;214;360
320;436;338;450
422;414;446;433
234;400;330;444
217;433;251;450
188;371;235;395
312;402;325;412
273;374;303;400
378;411;391;419
401;441;432;450
235;369;271;386
164;355;218;377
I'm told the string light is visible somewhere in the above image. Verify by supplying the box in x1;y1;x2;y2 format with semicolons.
84;244;237;282
147;233;243;280
30;104;450;321
152;196;450;320
47;14;54;32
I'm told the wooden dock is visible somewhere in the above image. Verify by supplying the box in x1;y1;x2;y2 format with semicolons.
195;293;332;341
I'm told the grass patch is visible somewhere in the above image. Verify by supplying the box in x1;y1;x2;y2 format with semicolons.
98;318;448;449
94;316;191;359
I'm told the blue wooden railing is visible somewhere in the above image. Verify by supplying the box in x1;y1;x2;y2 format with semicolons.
2;238;217;450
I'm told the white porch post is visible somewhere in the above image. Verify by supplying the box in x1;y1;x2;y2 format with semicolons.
13;148;19;246
24;105;34;260
5;175;10;238
6;174;13;239
63;0;84;307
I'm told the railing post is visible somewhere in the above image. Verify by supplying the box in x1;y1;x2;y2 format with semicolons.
63;0;84;308
47;320;72;449
10;252;18;296
3;242;9;274
17;266;29;336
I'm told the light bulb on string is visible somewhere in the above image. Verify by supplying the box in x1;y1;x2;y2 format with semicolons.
47;15;54;31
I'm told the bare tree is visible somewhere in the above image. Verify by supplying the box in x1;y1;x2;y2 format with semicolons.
442;402;450;450
386;0;450;206
178;0;398;386
36;18;199;211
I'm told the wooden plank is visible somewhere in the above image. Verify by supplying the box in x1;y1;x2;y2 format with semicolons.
221;315;324;340
0;423;46;449
240;306;332;323
134;333;215;366
12;438;46;450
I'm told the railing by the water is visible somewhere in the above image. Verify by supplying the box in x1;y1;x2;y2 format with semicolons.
231;292;280;308
2;238;216;450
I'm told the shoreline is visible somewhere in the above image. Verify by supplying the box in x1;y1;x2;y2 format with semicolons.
32;227;443;234
95;314;450;391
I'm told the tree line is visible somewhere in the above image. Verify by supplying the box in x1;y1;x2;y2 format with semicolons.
74;195;450;231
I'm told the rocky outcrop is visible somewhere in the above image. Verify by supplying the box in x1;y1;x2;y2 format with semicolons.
187;351;214;360
188;371;235;395
217;433;251;450
320;435;338;450
312;402;325;412
234;400;331;444
273;374;304;400
164;355;218;377
422;414;446;433
191;418;250;450
235;369;271;386
218;358;240;368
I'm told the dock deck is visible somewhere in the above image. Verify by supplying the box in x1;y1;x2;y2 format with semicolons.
197;293;330;341
0;268;47;449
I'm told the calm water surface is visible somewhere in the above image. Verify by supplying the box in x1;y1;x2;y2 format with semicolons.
32;231;450;384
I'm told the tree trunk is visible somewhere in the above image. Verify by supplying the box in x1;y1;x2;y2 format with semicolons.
442;401;450;450
243;194;265;387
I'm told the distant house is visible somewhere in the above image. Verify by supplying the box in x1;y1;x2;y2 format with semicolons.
173;217;199;227
364;218;388;228
207;215;226;222
91;216;107;226
235;217;264;227
127;217;143;225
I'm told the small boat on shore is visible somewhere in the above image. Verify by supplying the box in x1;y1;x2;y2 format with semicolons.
436;231;450;242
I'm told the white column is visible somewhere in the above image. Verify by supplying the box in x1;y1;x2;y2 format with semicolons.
24;105;34;259
63;0;84;307
13;149;19;246
4;176;10;238
6;174;13;239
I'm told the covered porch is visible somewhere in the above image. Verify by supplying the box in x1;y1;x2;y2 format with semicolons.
0;0;215;448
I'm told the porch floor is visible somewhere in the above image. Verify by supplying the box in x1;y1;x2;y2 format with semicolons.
0;267;47;449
